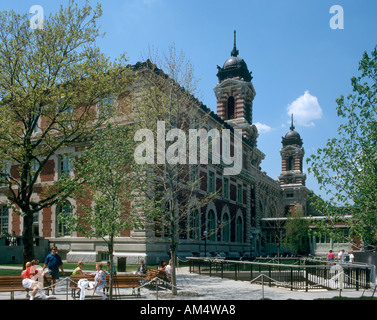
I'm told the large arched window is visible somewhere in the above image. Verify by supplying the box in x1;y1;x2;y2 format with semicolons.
222;212;230;242
189;209;200;240
57;201;72;236
208;209;217;241
236;216;243;243
227;96;235;120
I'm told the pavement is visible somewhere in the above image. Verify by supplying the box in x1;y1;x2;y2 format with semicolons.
0;266;375;301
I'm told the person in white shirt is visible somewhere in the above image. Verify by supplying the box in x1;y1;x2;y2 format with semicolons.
338;249;345;262
165;260;172;279
79;262;107;300
348;251;354;263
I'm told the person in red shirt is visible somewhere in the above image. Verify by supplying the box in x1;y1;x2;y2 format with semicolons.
327;250;335;263
22;259;50;300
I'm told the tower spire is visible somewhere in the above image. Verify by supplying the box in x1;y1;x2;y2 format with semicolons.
231;30;239;57
290;114;295;131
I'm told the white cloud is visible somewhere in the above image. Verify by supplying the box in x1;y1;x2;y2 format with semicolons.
287;91;323;127
255;122;272;134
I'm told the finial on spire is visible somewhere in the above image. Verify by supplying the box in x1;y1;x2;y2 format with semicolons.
290;114;295;131
231;30;239;57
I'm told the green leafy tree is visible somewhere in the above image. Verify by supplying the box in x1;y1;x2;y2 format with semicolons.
284;204;310;255
60;124;155;300
307;45;377;251
133;44;217;294
0;1;130;264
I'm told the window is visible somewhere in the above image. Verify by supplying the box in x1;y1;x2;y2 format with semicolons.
33;211;39;236
0;205;8;235
208;171;215;193
28;160;39;183
208;210;216;241
191;117;199;130
190;165;198;187
189;209;200;240
288;156;294;171
60;104;73;128
31;115;39;134
98;95;116;120
227;96;235;120
57;201;72;236
60;155;71;176
223;177;229;198
236;216;243;242
222;213;230;242
237;184;243;203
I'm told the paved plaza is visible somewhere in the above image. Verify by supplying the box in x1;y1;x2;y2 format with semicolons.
0;266;375;301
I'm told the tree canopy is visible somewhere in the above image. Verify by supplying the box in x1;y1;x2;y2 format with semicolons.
0;0;131;263
307;45;377;251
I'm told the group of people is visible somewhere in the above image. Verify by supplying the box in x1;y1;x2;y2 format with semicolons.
327;249;354;263
157;259;172;278
21;245;118;301
21;244;175;300
21;245;64;300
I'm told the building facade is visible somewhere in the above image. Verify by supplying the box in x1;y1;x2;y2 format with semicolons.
0;37;315;265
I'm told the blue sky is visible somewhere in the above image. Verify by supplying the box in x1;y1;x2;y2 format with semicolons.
3;0;377;199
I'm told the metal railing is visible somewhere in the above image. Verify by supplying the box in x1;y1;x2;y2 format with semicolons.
187;257;375;291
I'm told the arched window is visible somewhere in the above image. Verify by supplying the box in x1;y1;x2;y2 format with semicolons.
208;209;216;241
222;213;230;242
236;216;243;242
227;96;235;120
189;209;200;240
57;201;72;236
288;156;294;171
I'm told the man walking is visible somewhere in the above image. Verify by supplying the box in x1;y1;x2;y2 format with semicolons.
43;245;65;295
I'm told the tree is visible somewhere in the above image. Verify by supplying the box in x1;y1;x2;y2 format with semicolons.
132;44;217;294
0;0;131;264
60;123;154;300
284;204;310;255
307;45;377;251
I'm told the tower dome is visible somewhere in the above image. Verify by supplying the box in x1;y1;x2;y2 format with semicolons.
216;30;252;83
282;115;303;146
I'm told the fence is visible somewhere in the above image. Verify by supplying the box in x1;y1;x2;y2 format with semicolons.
187;257;375;291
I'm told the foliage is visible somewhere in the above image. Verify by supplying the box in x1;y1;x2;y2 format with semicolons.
132;44;217;294
59;123;155;299
284;205;310;255
0;0;131;263
60;124;153;237
307;45;377;250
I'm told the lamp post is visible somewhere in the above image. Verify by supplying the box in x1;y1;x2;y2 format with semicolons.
203;230;208;257
249;235;253;259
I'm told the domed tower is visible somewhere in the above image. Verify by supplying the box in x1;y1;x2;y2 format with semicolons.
278;115;309;214
214;31;258;145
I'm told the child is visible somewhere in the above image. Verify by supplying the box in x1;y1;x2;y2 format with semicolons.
22;259;50;300
21;262;32;298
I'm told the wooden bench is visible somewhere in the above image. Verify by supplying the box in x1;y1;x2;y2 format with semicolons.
143;268;171;286
70;274;142;299
0;275;52;300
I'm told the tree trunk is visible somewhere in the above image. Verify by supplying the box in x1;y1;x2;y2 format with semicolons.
108;238;114;300
170;247;177;295
22;210;35;267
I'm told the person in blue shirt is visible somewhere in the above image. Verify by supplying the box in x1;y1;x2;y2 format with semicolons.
42;245;65;295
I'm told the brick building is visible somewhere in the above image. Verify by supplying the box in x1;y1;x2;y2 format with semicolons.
0;38;312;265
